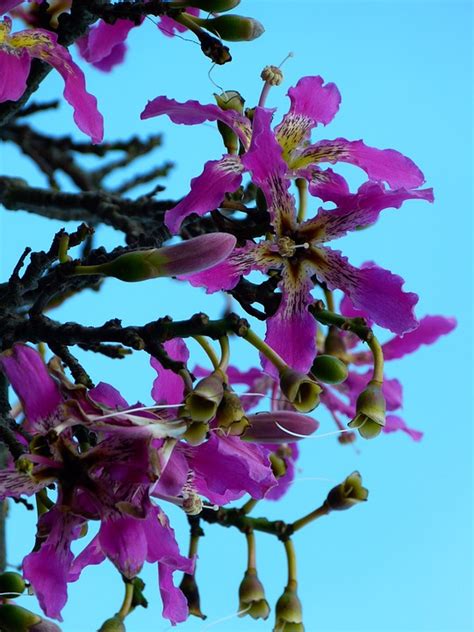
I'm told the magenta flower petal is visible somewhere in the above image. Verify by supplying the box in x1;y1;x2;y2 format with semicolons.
0;47;30;101
264;274;316;375
182;241;260;293
0;344;62;426
158;563;189;624
140;96;251;147
384;414;423;441
245;411;318;443
0;0;23;12
300;167;350;203
153;448;189;497
188;433;276;504
165;156;244;233
143;505;193;571
0;470;50;499
298;138;426;189
158;232;238;275
320;387;355;418
77;18;138;69
89;382;130;409
312;248;419;334
68;536;106;583
23;508;83;620
300;182;434;243
90;42;126;72
381;315;457;360
98;514;147;578
151;338;190;405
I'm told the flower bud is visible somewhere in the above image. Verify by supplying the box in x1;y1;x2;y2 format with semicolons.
243;411;318;443
323;325;346;356
194;15;264;41
0;571;26;597
273;581;304;632
279;368;322;413
348;379;386;439
215;390;249;436
183;421;209;446
310;354;348;384
214;90;245;113
261;65;283;86
0;604;41;632
238;568;270;620
187;0;240;11
179;573;207;620
326;471;368;511
184;371;225;423
97;615;126;632
30;620;62;632
74;233;236;282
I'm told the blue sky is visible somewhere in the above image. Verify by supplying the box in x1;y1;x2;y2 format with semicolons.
0;1;472;631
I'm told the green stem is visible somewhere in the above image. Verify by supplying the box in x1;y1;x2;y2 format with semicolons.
368;335;384;383
218;335;230;372
193;336;220;371
296;178;307;223
58;233;70;264
240;497;259;515
323;288;334;312
174;11;203;37
117;581;135;620
246;530;257;569
291;502;330;533
244;328;287;373
284;539;297;584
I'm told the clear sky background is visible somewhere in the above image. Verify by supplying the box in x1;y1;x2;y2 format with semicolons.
0;1;472;631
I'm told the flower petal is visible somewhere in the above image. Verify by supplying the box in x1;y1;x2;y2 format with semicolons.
299;166;350;203
275;76;341;158
158;563;189;625
264;267;316;375
381;315;457;360
0;470;50;499
98;514;147;578
165;156;244;233
77;18;138;70
140;96;252;148
151;339;190;406
68;536;106;583
25;28;103;142
299;181;434;244
310;248;419;334
0;47;30;101
0;344;62;427
296;138;426;189
384;414;423;441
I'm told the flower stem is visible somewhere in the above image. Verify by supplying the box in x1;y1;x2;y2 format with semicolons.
323;287;334;312
291;502;330;533
117;580;134;620
218;335;230;372
284;538;297;584
58;233;70;264
244;328;287;373
193;335;220;371
296;178;307;223
240;497;259;515
258;81;272;107
246;530;257;569
368;335;384;383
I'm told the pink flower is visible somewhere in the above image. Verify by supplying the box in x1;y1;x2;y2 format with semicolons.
0;16;103;142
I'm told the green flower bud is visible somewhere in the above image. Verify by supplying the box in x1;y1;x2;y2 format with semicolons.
186;0;240;12
215;390;249;436
279;368;322;413
214;90;245;113
184;371;225;423
194;15;264;42
323;325;346;356
30;620;62;632
326;471;368;511
238;568;270;620
310;354;348;384
0;604;41;632
348;379;386;439
179;573;206;620
97;615;126;632
73;234;236;282
183;421;209;445
273;581;304;632
0;571;26;597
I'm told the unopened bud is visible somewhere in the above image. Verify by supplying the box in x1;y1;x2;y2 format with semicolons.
261;65;283;86
348;379;385;439
0;604;41;632
97;615;126;632
184;371;225;423
214;90;245;113
183;421;209;445
179;573;206;620
215;390;249;435
187;0;240;11
30;620;62;632
279;368;322;413
323;325;346;356
244;411;318;443
74;233;236;282
326;471;368;510
0;571;26;597
310;354;348;384
195;15;264;42
273;581;304;632
238;568;270;620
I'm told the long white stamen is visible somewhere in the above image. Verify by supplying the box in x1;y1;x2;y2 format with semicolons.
201;605;251;631
274;420;351;440
278;51;294;68
93;404;184;421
